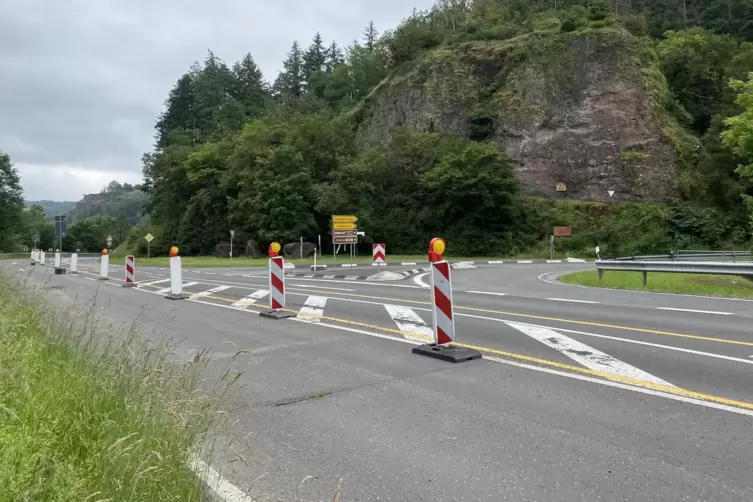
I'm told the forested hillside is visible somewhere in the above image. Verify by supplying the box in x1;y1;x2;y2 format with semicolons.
24;200;76;219
133;0;753;257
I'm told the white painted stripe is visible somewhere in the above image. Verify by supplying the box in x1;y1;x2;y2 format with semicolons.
546;259;562;263
296;295;328;323
505;321;674;387
657;307;733;316
231;290;269;309
412;272;430;288
385;305;433;342
133;282;753;418
189;285;231;300
546;297;599;304
156;281;198;294
466;291;506;296
517;260;533;264
189;456;253;502
291;284;355;291
204;272;216;275
322;274;335;279
487;260;505;264
401;262;417;265
303;274;315;278
344;276;358;280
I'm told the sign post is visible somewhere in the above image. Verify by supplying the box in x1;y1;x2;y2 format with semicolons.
230;230;235;260
145;233;154;258
54;215;66;253
331;215;358;265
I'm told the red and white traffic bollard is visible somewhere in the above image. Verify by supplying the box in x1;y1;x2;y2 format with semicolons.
99;249;110;280
412;238;481;362
372;243;386;265
259;255;295;319
123;255;136;287
430;260;455;345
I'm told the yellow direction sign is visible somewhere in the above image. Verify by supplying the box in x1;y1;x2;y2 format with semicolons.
145;233;154;243
333;222;357;230
332;215;358;224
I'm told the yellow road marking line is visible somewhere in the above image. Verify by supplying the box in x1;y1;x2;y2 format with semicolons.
73;269;753;411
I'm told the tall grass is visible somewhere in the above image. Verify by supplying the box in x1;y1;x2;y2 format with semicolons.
0;275;231;501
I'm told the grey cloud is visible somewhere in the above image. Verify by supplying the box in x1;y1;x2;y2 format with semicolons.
0;0;433;199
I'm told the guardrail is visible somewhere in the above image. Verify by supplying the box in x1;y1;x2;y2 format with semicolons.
614;250;751;262
595;259;753;286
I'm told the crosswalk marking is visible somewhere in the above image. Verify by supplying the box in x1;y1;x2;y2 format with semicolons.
296;295;328;323
155;282;198;294
231;290;269;309
139;278;171;287
189;285;231;300
384;305;433;343
505;321;675;387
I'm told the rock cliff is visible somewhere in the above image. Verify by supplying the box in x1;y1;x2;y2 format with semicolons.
352;28;690;203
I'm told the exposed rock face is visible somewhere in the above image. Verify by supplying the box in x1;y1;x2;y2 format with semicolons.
353;29;685;203
282;241;316;259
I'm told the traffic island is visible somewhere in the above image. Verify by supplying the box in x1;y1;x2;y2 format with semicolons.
412;343;482;363
259;309;296;320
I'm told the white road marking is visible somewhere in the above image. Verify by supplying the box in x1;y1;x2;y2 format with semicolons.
505;321;675;387
466;290;506;296
189;285;232;300
546;259;562;263
546;297;599;304
296;295;328;323
412;272;430;288
189;455;253;502
291;284;354;291
517;260;533;264
384;305;433;342
156;282;198;294
344;276;358;280
230;289;268;309
488;260;505;264
125;285;753;417
139;278;171;287
19;268;25;271
84;277;95;281
322;274;335;279
401;262;417;265
657;307;734;316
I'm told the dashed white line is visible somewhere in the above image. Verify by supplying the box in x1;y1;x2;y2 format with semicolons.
546;297;599;304
156;281;198;294
296;295;328;323
466;291;506;296
290;284;354;291
656;307;734;316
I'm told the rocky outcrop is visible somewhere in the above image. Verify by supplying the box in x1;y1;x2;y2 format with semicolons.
282;242;316;259
353;28;691;203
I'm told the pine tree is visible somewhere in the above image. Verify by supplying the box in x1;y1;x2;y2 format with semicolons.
154;73;197;149
303;32;327;80
232;53;268;119
363;21;378;53
273;41;304;102
325;41;345;72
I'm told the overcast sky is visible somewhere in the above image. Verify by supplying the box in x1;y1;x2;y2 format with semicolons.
0;0;433;202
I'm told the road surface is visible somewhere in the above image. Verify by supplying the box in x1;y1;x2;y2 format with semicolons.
5;256;753;501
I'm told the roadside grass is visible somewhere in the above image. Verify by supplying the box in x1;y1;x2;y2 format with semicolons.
113;251;584;268
0;276;230;501
559;270;753;299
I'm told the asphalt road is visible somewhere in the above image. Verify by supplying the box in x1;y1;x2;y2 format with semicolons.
6;256;753;501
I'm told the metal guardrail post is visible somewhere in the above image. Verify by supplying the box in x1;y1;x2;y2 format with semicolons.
642;271;647;286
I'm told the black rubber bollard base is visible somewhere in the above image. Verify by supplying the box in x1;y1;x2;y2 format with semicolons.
259;309;296;320
30;262;36;266
122;283;137;288
54;267;66;275
165;293;188;300
412;343;482;363
98;277;109;281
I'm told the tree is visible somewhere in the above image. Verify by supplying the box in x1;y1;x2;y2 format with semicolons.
273;41;305;103
324;41;345;72
0;150;24;251
231;53;269;120
722;72;753;229
363;21;378;52
155;73;197;149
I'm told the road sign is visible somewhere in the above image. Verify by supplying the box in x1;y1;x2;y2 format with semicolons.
145;233;153;242
608;190;615;197
553;226;572;237
333;222;357;230
332;215;358;224
54;215;67;237
333;228;358;244
106;235;113;247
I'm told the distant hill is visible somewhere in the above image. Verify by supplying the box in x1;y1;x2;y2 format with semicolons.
25;200;77;219
68;181;149;225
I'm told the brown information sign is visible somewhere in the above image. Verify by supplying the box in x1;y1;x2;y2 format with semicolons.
553;226;572;237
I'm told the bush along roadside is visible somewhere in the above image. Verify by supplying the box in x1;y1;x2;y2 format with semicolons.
0;275;227;501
